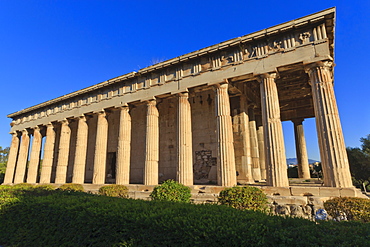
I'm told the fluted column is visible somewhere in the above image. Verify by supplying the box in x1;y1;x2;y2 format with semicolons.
116;105;131;185
305;61;352;187
3;131;20;184
292;119;310;179
93;110;108;184
40;123;55;183
256;116;266;180
13;129;30;183
72;115;88;184
238;95;254;183
248;106;261;181
177;92;193;185
55;119;71;184
259;73;289;187
144;100;159;185
215;83;237;186
26;126;42;183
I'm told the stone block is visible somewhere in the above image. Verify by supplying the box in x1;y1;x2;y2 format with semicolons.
307;196;331;207
339;187;360;197
290;186;319;196
261;187;291;196
319;187;340;197
270;196;308;206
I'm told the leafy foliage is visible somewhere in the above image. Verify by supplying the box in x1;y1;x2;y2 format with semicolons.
99;184;129;198
0;187;369;246
58;183;85;192
218;186;268;212
150;179;191;203
324;197;370;223
0;162;6;184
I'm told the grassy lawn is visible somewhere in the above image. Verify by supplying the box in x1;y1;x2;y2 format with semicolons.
0;185;369;246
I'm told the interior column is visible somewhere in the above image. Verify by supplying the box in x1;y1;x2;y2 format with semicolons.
248;106;261;181
292;119;310;179
259;73;289;187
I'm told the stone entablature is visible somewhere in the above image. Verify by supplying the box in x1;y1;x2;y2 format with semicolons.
8;8;333;131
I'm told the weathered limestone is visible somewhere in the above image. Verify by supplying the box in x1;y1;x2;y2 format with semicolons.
144;100;159;185
177;93;193;185
248;106;261;181
292;119;310;179
305;61;353;187
116;105;131;185
39;123;55;183
236;95;254;184
72;115;88;184
256;117;266;180
3;131;20;184
259;73;289;187
13;129;30;183
55;119;71;184
215;83;237;186
93;111;108;184
26;126;42;183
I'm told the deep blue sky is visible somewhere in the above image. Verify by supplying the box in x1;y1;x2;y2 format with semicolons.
0;0;369;161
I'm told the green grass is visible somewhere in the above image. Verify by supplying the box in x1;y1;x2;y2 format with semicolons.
0;186;369;246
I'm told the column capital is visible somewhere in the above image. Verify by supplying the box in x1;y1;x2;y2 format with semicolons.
177;92;189;98
59;119;69;125
46;122;54;127
292;118;305;125
21;129;29;135
257;72;277;82
304;60;333;72
9;131;19;137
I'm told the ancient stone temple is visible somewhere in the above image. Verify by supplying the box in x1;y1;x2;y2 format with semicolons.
3;8;353;188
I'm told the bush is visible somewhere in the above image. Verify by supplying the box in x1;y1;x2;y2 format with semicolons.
218;186;268;212
58;183;85;192
12;183;35;189
150;179;191;203
99;185;128;198
324;197;370;222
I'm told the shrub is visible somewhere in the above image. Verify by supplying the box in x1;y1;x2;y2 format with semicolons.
218;186;268;212
99;185;128;198
324;197;370;222
12;183;35;189
58;183;85;192
150;179;191;203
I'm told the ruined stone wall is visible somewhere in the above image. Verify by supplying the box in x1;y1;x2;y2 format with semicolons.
190;89;218;184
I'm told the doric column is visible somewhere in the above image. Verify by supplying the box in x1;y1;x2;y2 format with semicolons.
39;123;55;183
237;95;254;184
215;83;237;186
292;119;310;179
248;106;261;181
256;116;267;180
116;105;131;185
144;100;159;185
259;73;289;187
27;126;42;183
93;110;108;184
72;115;88;184
14;129;30;183
305;61;352;187
177;92;193;185
3;131;20;184
55;119;71;184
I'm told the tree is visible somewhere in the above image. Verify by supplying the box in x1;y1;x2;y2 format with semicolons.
0;146;10;164
347;135;370;190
